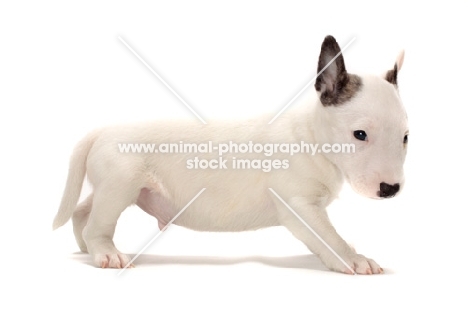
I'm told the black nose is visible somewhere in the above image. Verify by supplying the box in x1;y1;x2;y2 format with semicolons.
379;182;400;198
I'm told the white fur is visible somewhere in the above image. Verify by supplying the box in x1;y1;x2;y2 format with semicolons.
53;46;408;274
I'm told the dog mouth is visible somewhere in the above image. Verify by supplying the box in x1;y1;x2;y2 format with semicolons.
347;174;402;200
350;184;399;200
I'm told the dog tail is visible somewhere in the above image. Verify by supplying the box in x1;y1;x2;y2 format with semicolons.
52;130;100;230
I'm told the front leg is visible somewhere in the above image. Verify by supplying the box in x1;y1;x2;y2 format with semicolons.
275;196;383;274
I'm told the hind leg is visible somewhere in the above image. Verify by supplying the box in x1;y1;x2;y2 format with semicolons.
83;181;141;268
72;194;93;253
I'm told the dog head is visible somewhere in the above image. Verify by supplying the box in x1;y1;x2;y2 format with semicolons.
313;36;408;199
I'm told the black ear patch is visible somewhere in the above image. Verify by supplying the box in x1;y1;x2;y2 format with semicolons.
314;36;361;106
385;64;398;85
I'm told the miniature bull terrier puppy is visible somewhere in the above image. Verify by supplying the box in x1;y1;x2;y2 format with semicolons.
54;35;408;274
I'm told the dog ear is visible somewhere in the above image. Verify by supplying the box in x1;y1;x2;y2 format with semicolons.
385;50;405;85
315;36;361;106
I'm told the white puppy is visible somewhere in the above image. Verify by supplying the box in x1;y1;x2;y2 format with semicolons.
53;35;408;274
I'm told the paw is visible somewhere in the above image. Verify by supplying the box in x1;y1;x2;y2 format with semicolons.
325;254;383;275
94;253;134;269
346;254;383;275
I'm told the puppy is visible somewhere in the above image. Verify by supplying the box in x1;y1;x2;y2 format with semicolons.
53;35;408;274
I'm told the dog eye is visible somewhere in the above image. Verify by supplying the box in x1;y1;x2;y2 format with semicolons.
403;134;408;144
353;130;368;141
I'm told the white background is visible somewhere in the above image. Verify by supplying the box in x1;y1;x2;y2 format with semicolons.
1;1;467;310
